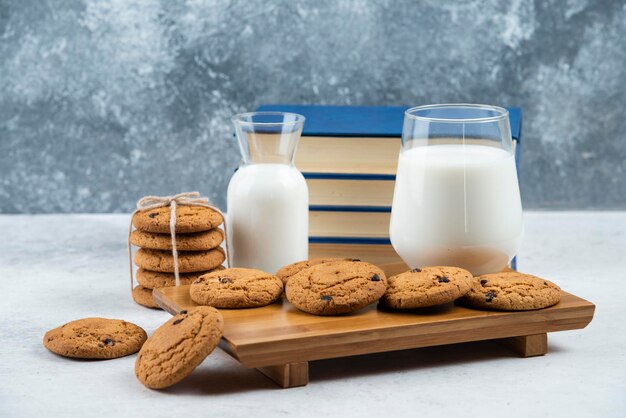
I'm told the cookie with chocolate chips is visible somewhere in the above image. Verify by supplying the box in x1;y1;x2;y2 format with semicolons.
380;266;473;309
135;306;224;389
134;247;225;273
285;261;387;315
130;228;224;251
136;266;225;289
189;268;284;308
132;205;223;234
458;271;561;311
43;318;147;359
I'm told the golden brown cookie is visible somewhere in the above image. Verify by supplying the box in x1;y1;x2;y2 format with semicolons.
190;268;283;308
132;206;223;234
286;261;387;315
132;285;160;309
43;318;147;359
136;266;225;289
130;228;223;251
134;248;225;273
458;272;561;311
276;257;353;285
380;266;473;309
135;306;224;389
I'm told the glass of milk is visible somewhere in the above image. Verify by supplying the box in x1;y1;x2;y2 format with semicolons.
390;104;523;275
228;112;308;273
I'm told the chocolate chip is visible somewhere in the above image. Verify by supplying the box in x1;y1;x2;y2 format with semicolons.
480;279;488;286
148;213;158;218
371;274;381;282
544;281;548;286
179;310;188;315
194;278;205;284
98;344;104;348
485;291;496;302
173;318;184;325
411;268;422;273
351;258;361;262
218;277;233;284
103;338;114;346
320;295;333;301
437;276;450;283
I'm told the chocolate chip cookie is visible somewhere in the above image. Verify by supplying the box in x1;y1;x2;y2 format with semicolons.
130;228;223;251
43;318;147;359
285;261;387;315
380;266;473;309
190;268;284;308
458;271;561;311
132;285;160;309
135;306;224;389
134;247;225;273
136;267;225;289
132;206;223;234
276;257;352;285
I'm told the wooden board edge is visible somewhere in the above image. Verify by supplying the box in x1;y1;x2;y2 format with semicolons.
152;288;183;315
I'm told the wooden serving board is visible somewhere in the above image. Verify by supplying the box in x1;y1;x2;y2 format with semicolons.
153;264;595;388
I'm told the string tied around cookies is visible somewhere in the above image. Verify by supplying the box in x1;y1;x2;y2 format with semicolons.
128;191;231;292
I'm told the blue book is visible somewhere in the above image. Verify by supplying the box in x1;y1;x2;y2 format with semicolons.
257;104;521;141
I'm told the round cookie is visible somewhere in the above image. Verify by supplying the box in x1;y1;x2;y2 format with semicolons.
135;306;224;389
132;206;223;234
136;266;225;289
130;228;223;251
190;268;284;308
286;261;387;315
43;318;147;359
458;272;561;311
380;266;473;309
132;285;160;309
134;248;225;273
276;258;353;285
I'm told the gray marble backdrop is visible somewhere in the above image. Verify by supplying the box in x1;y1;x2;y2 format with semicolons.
1;0;625;213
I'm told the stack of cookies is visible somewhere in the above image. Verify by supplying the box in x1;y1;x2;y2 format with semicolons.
130;205;226;309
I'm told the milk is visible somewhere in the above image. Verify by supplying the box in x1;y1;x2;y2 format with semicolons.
227;163;309;273
390;144;523;275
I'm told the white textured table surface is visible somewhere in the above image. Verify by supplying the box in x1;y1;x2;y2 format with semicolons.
0;212;624;417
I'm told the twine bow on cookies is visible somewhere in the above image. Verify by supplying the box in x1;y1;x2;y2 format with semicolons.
128;191;230;292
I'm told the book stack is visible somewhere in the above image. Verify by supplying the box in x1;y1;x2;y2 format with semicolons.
256;105;522;266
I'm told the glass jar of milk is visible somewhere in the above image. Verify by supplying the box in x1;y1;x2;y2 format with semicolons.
228;112;308;273
390;104;523;275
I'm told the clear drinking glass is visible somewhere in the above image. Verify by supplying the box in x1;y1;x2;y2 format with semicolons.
389;104;523;275
228;112;308;273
